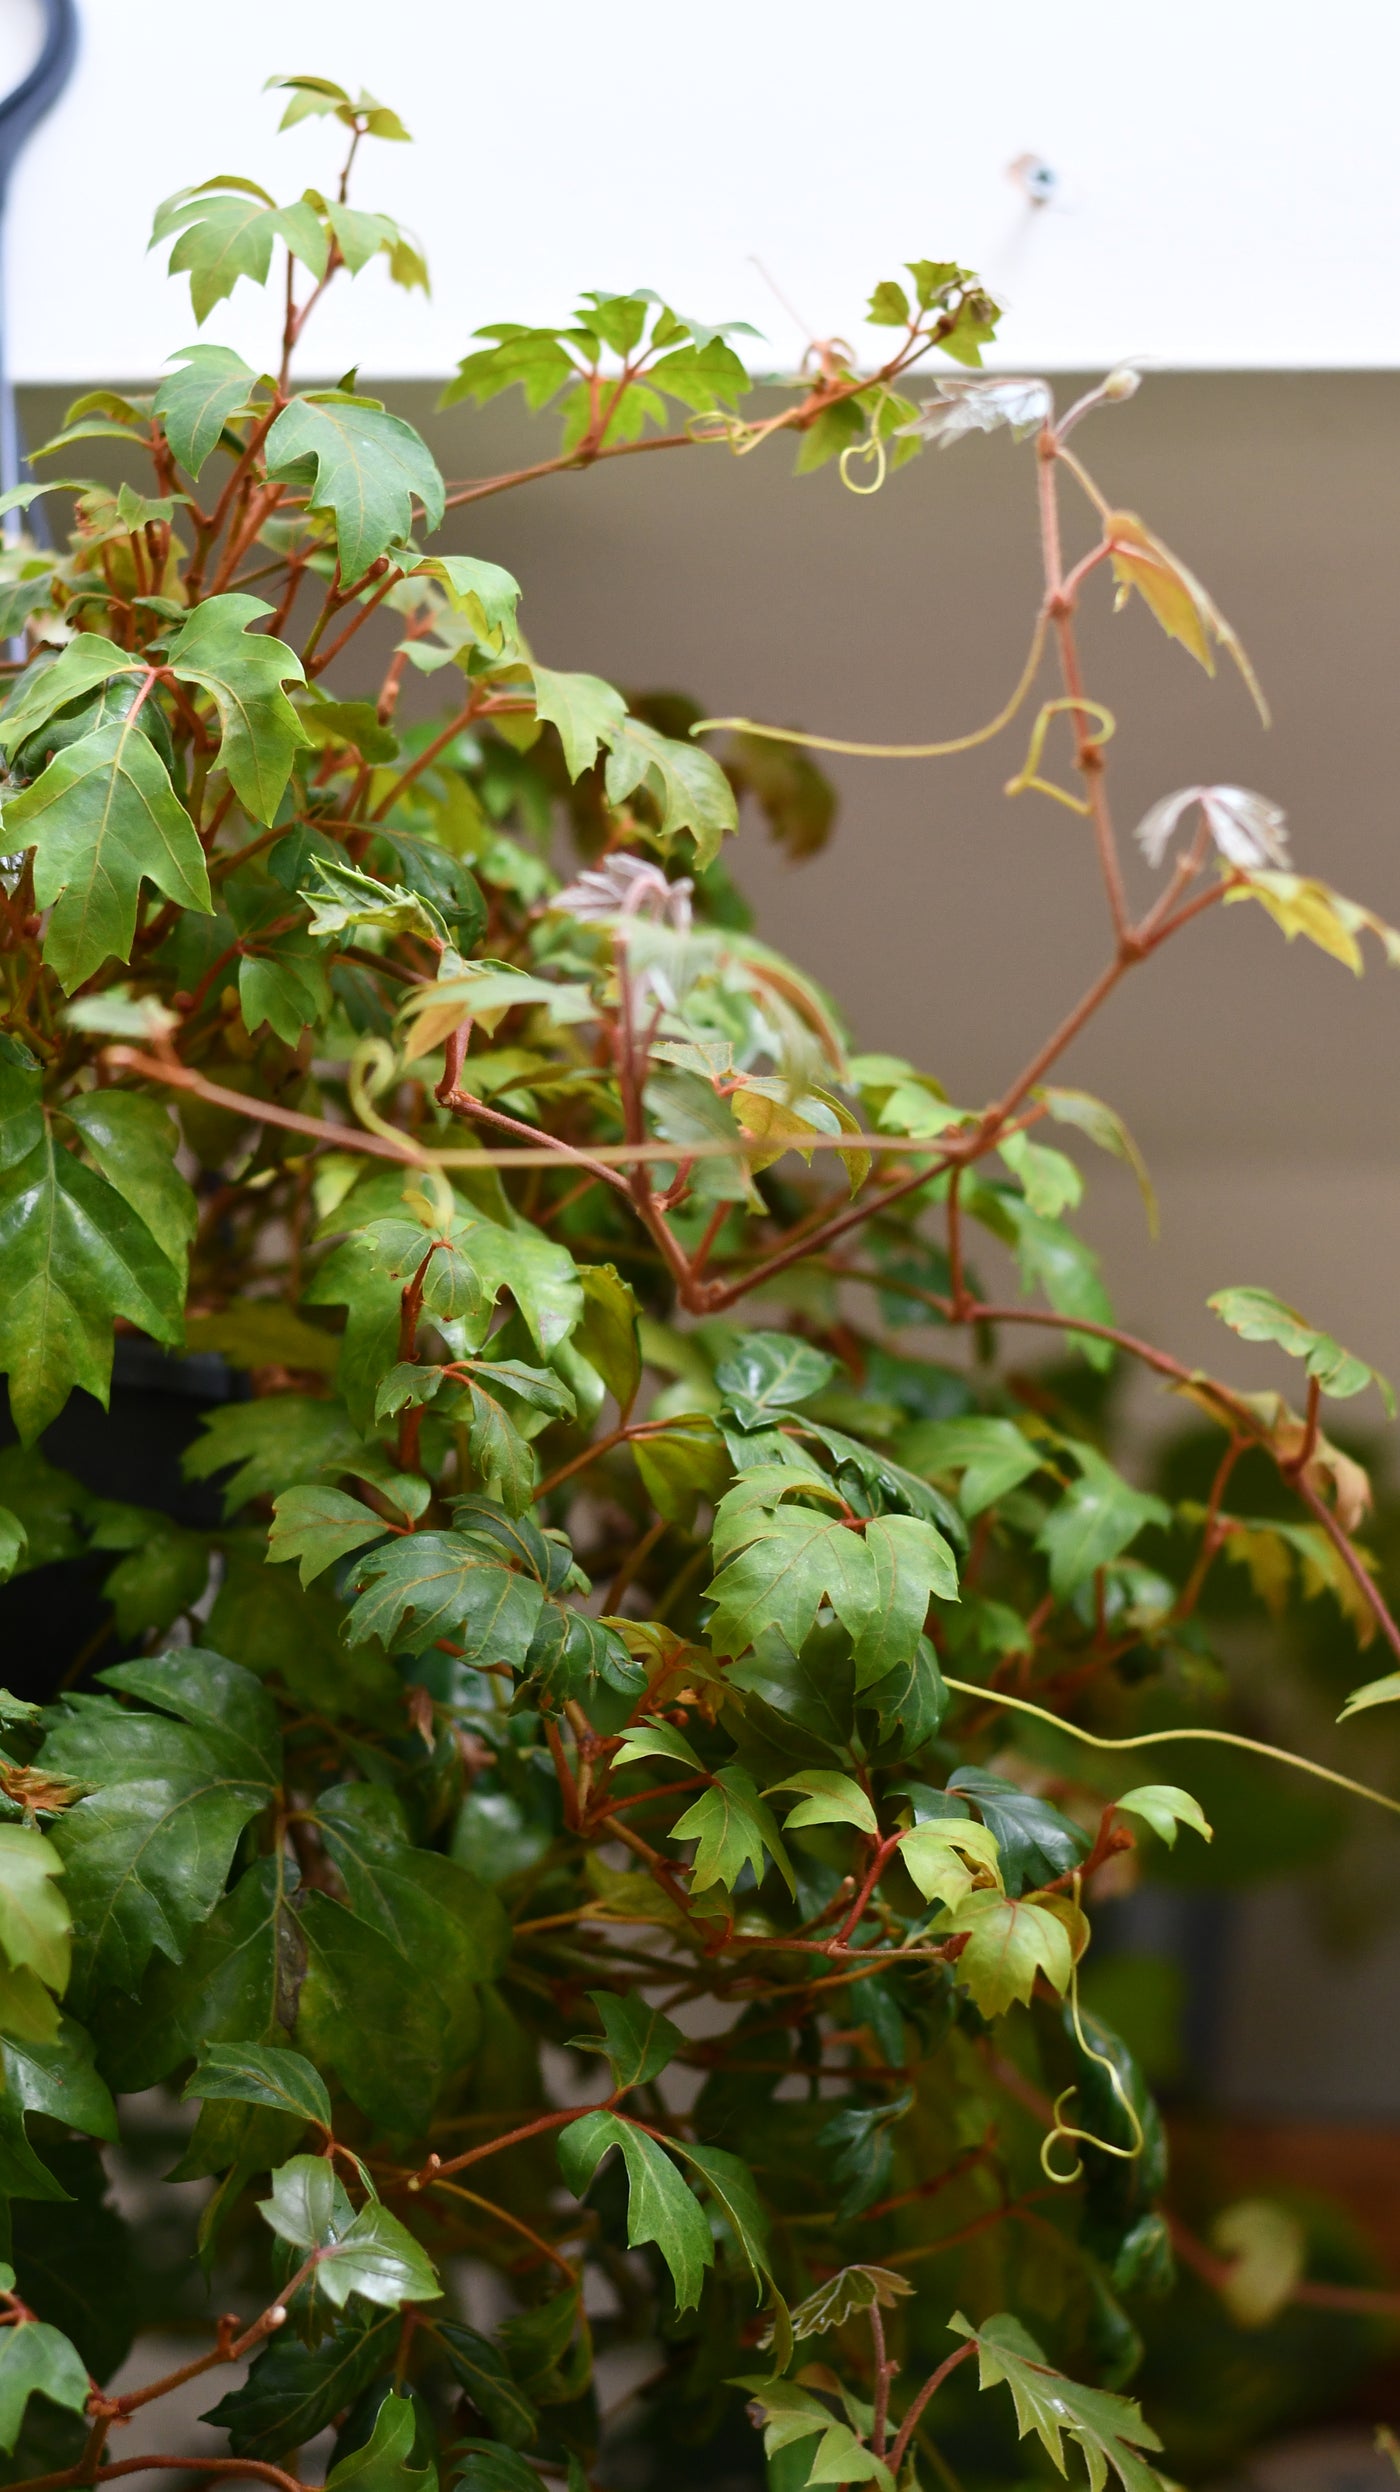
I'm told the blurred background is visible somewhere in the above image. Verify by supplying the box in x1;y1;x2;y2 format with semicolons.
3;0;1400;2467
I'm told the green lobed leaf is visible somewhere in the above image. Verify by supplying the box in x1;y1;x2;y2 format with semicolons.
530;665;627;778
1035;1447;1170;1600
558;2108;713;2311
207;2309;398;2459
1208;1283;1395;1412
897;1414;1043;1517
0;1826;71;1996
570;1988;683;2089
38;1650;279;2004
184;2040;333;2131
765;1768;877;1834
0;2321;90;2454
268;1484;388;1586
153;343;257;478
940;1890;1075;2016
326;2391;436;2492
850;1511;958;1688
670;1764;795;1895
0;1125;186;1443
1113;1784;1213;1847
266;393;445;582
948;2311;1166;2492
5;714;211;991
166;593;310;823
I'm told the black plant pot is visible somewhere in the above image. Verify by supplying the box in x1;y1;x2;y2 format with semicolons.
0;1341;243;1704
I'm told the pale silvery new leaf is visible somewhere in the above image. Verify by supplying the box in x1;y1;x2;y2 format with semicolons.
898;375;1052;448
1135;784;1289;871
554;852;693;928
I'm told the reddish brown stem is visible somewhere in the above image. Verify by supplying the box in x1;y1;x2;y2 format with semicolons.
888;2340;978;2470
412;2093;616;2187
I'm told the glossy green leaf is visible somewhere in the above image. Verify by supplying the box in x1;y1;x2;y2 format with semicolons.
0;2016;117;2202
945;1767;1089;1892
39;1651;279;2003
346;1530;545;1663
433;2325;538;2449
715;1331;837;1430
207;2310;397;2459
948;2311;1166;2492
571;1988;683;2087
327;2392;435;2492
185;2040;333;2131
558;2108;713;2310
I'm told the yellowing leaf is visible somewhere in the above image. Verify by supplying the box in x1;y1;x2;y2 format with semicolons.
1225;868;1400;977
1338;1670;1400;1722
898;1815;1002;1907
1211;2199;1305;2329
941;1888;1074;2014
1114;1785;1213;1847
1106;509;1267;722
766;1769;877;1835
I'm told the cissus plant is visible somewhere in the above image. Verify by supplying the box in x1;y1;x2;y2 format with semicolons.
1;64;1400;2492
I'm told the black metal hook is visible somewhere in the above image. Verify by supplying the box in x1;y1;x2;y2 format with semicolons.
0;0;77;209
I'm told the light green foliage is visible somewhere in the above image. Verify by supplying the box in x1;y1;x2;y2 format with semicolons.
0;1827;71;2006
1209;1283;1396;1411
1114;1786;1213;1847
0;66;1383;2492
266;394;445;582
6;711;211;990
153;344;257;478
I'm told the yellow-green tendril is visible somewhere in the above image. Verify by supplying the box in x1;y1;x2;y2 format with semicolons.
692;611;1047;759
839;394;892;497
1040;1874;1145;2186
1004;695;1116;816
940;1677;1400;1822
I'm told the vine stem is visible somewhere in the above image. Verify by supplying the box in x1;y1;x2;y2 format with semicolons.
408;2096;618;2188
939;1676;1400;1822
888;2340;978;2471
869;2300;895;2459
9;2462;307;2492
1037;426;1130;947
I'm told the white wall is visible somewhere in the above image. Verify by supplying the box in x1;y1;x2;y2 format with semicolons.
1;0;1397;382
